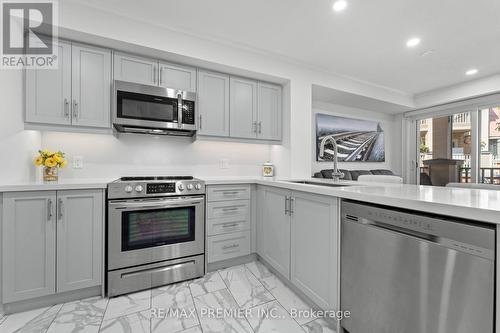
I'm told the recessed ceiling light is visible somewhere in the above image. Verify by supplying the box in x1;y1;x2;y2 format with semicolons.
465;69;478;76
406;37;421;48
333;0;347;12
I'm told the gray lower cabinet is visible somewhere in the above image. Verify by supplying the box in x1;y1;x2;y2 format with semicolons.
197;70;230;136
2;191;57;302
2;189;103;303
290;191;338;309
257;186;338;309
206;185;252;264
257;186;291;279
26;40;111;129
56;190;103;293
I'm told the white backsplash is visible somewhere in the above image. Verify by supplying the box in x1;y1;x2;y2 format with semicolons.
41;131;271;179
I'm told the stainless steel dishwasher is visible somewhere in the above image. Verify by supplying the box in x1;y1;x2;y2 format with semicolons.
341;200;495;333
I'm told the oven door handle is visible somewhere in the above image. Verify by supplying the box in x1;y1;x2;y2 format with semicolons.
110;197;204;210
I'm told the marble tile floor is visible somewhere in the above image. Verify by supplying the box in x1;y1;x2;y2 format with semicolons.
0;261;337;333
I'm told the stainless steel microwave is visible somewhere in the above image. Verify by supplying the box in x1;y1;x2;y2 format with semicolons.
113;80;197;136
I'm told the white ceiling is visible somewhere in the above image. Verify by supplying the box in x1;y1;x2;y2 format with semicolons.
69;0;500;95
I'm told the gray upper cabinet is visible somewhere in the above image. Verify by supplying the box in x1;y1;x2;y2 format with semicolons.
26;40;111;129
290;191;338;309
159;62;197;92
257;82;282;140
257;186;291;279
113;52;158;86
25;40;72;125
198;70;230;136
56;190;103;293
2;191;57;303
72;44;111;128
230;77;258;139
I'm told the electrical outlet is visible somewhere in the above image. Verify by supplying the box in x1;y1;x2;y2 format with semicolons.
73;156;83;169
220;158;229;169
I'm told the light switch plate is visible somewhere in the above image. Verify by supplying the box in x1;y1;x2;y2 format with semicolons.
73;156;83;169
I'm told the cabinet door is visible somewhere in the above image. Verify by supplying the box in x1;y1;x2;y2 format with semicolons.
72;44;112;128
197;70;230;136
290;192;338;309
259;186;291;278
25;40;71;125
56;190;103;292
229;77;258;139
114;52;158;85
257;82;282;141
159;62;197;92
2;191;56;303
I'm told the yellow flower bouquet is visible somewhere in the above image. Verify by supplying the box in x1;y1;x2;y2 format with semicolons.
34;150;67;182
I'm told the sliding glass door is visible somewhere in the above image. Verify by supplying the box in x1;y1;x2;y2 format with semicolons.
479;106;500;185
417;112;474;186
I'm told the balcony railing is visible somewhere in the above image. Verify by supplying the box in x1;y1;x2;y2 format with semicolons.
459;168;500;185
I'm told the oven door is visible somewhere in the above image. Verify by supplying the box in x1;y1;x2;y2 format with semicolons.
108;196;205;270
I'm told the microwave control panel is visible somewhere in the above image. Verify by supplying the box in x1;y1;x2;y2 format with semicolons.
182;101;195;125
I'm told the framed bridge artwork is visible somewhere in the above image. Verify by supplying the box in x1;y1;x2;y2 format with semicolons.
315;113;385;162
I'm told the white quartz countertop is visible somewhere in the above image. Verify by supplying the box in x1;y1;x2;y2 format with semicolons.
204;177;500;224
1;176;500;224
0;178;112;192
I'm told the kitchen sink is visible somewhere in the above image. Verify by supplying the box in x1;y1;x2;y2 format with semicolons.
287;180;352;187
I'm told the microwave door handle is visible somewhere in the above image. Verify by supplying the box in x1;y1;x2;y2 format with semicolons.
177;93;182;129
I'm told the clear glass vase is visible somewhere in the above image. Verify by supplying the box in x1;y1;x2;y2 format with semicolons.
43;166;58;182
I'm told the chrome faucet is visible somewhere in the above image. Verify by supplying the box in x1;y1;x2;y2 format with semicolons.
319;136;344;181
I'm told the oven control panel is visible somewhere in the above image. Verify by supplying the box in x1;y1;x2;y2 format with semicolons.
147;183;176;194
108;178;206;199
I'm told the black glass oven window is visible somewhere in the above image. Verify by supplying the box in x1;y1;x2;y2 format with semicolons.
117;90;178;122
122;207;195;251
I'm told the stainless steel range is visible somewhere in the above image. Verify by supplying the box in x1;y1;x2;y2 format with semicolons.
107;176;205;297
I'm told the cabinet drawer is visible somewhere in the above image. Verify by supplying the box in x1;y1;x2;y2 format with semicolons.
207;231;251;263
207;215;250;236
207;185;251;202
207;200;250;220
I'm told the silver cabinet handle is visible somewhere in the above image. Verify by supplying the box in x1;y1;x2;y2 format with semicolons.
159;67;163;85
289;196;295;216
72;100;78;120
199;114;202;130
153;65;157;85
222;207;239;212
285;196;290;215
64;98;70;118
221;191;239;195
252;121;257;133
258;121;262;134
47;199;53;220
222;244;239;250
58;198;63;220
222;223;239;228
